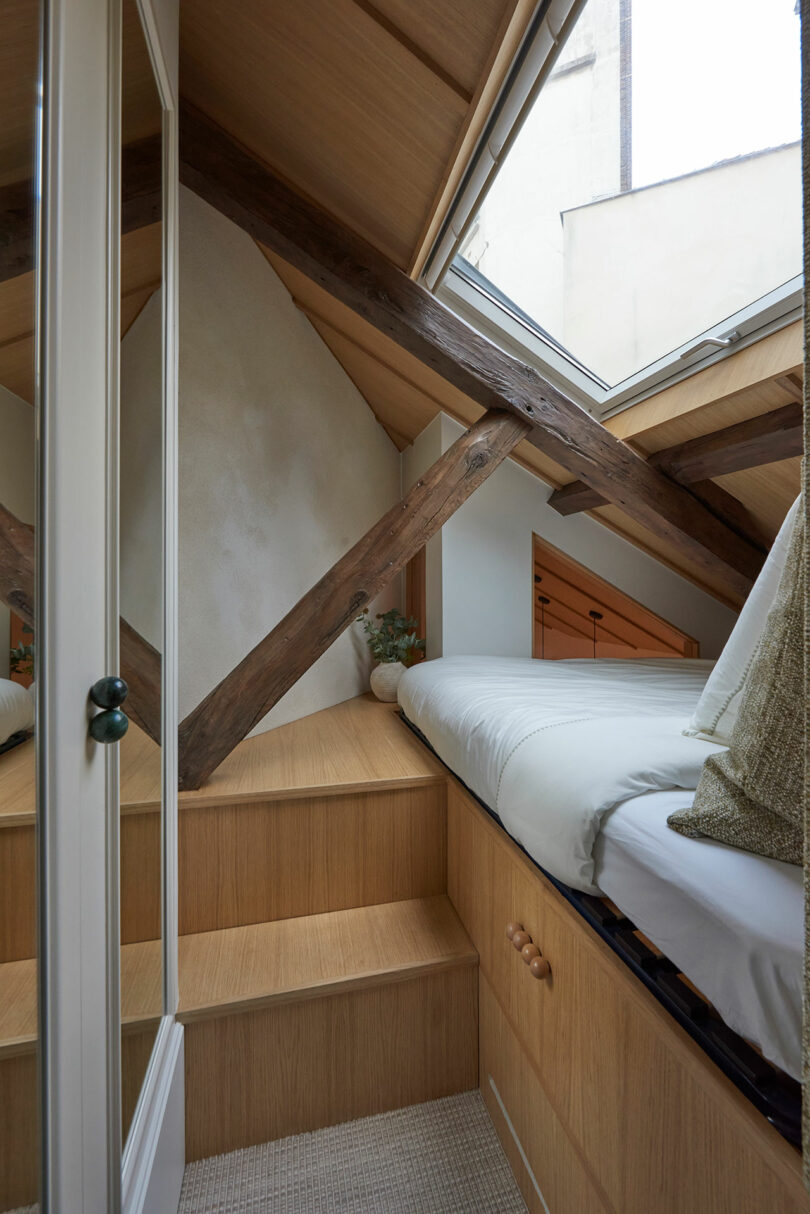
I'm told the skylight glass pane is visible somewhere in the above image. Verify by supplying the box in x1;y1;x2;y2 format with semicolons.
457;0;801;388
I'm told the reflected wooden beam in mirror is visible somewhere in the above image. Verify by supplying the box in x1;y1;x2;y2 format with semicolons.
0;133;163;286
0;501;162;744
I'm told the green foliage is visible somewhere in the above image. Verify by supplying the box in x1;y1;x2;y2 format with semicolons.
9;623;34;679
356;607;425;666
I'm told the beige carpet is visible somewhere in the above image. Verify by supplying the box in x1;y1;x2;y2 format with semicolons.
179;1091;528;1213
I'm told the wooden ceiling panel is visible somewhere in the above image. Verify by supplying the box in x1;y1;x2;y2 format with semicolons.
365;0;512;98
180;0;469;268
713;457;801;541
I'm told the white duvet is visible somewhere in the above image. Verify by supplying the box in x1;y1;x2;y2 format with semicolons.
398;656;723;893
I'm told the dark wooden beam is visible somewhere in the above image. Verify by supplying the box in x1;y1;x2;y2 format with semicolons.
549;401;803;517
178;409;530;789
0;134;162;285
650;401;803;482
0;501;162;743
179;102;762;600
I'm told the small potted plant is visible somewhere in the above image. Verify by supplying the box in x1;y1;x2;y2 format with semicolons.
356;607;425;702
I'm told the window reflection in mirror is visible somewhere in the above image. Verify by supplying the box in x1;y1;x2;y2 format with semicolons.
120;0;165;1149
0;1;40;1208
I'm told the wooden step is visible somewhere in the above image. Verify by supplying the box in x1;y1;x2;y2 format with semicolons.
179;895;479;1160
0;697;449;961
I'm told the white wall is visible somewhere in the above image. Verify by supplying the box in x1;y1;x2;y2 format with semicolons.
0;385;35;678
407;413;738;661
178;187;402;733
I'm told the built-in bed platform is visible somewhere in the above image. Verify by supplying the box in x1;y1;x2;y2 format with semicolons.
398;656;803;1154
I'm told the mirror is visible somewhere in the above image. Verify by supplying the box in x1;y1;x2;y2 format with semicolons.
120;0;165;1148
0;2;41;1208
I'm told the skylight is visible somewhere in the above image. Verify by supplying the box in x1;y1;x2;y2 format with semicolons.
455;0;802;390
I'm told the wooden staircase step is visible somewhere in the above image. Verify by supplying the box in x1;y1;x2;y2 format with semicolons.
177;895;476;1023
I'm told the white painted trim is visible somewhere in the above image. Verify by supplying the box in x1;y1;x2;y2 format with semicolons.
122;1019;185;1214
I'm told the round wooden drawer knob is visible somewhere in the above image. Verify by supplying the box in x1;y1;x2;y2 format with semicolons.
505;922;523;941
511;930;531;952
521;942;540;964
530;956;551;980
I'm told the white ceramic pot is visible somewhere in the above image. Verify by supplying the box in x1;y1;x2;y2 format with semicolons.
369;661;406;703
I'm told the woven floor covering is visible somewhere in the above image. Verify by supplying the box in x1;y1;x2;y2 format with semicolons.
179;1091;528;1213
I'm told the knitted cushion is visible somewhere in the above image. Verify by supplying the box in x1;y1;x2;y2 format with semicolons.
668;502;804;864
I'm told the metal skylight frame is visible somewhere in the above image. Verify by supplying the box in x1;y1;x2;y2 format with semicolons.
422;0;803;419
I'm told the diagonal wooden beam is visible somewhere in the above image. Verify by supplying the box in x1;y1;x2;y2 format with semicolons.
178;409;530;789
549;400;803;517
179;102;762;600
0;134;162;285
0;501;162;743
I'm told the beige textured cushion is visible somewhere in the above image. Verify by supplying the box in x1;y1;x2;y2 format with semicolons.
668;502;804;864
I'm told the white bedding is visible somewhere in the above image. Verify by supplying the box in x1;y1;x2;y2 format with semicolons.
398;655;721;892
596;789;803;1079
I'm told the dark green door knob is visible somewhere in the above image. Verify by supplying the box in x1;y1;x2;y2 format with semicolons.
89;708;129;744
90;676;128;709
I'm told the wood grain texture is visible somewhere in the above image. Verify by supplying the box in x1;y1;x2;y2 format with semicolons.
177;895;476;1024
532;533;698;660
180;0;471;268
179;784;446;936
183;966;477;1160
177;410;529;789
0;1051;37;1209
179;103;763;602
179;695;444;808
447;780;809;1214
480;974;610;1214
550;400;803;515
0;824;35;962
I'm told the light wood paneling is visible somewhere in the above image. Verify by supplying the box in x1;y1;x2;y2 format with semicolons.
177;895;475;1023
181;0;470;268
184;966;477;1160
532;533;699;660
0;1051;36;1209
448;779;808;1214
0;2;39;187
178;695;444;809
0;824;34;962
480;974;609;1214
179;783;447;936
606;323;803;442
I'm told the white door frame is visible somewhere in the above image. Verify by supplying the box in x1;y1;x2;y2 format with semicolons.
38;0;181;1209
39;0;122;1209
120;1;182;1210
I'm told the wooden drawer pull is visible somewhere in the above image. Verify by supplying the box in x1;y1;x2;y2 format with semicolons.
530;956;551;980
505;922;523;941
511;930;531;952
521;942;540;964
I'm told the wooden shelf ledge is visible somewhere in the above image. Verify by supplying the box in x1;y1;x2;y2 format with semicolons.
177;895;476;1025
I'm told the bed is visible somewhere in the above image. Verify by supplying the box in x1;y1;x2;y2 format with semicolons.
398;654;802;1085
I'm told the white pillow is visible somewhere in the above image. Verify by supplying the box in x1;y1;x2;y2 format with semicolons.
0;676;36;746
683;495;800;745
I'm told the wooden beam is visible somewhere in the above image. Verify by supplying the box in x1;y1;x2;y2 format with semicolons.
0;501;162;743
549;401;803;517
178;409;530;789
650;400;803;482
179;102;762;599
0;134;162;285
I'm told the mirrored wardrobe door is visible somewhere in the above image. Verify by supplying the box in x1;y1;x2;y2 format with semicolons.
0;2;41;1208
119;0;165;1151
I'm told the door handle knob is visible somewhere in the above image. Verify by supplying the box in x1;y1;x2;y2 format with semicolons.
89;677;129;742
